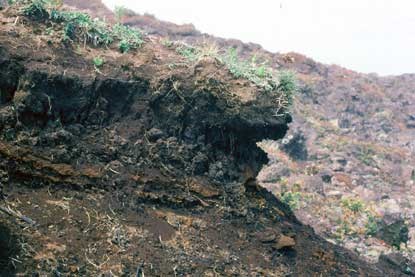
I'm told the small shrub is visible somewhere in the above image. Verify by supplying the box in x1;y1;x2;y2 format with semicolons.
280;191;301;210
93;56;104;68
341;198;364;213
277;70;297;105
51;10;113;45
23;0;50;19
112;23;143;53
365;214;379;236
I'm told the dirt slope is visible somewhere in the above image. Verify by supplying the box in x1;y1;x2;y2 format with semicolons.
0;2;410;277
61;0;415;268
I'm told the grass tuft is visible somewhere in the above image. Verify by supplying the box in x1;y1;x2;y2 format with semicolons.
15;0;144;52
172;42;297;113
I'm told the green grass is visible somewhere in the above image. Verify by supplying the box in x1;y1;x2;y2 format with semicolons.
16;0;143;52
172;43;297;111
365;214;379;236
220;48;275;90
17;0;295;112
175;44;201;62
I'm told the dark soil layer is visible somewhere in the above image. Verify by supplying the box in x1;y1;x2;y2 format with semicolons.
0;5;405;276
68;0;415;268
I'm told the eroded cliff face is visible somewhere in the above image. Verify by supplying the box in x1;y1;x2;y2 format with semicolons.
0;3;407;276
60;0;415;268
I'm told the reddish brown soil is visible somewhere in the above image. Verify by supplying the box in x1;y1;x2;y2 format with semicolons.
70;0;415;269
0;3;407;277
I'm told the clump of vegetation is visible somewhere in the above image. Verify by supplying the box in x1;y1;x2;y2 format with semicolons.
93;56;104;68
112;23;143;53
161;39;174;48
334;196;381;240
341;197;364;213
15;0;144;52
50;10;113;45
277;70;297;106
220;48;275;90
171;42;297;112
357;145;376;166
22;0;50;19
175;44;201;62
280;191;301;210
365;214;379;236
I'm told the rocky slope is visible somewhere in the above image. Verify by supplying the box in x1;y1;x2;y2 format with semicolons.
61;0;415;270
0;2;407;276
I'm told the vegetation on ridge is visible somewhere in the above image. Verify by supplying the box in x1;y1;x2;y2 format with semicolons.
10;0;297;115
13;0;144;53
172;42;297;113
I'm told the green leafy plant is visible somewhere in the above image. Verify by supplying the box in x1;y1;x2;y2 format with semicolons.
112;23;143;53
50;10;113;45
280;191;301;210
93;56;104;68
23;0;50;19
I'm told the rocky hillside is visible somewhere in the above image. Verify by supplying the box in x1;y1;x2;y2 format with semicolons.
0;1;408;276
62;0;415;271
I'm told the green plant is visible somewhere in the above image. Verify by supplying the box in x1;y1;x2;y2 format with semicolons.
16;0;143;52
112;23;143;53
220;48;275;90
114;5;126;23
23;0;50;19
220;48;249;77
341;198;364;213
334;220;353;240
277;70;297;105
280;191;301;210
357;145;376;166
365;214;379;236
50;10;113;45
173;43;295;95
176;44;201;62
161;39;173;48
93;56;104;68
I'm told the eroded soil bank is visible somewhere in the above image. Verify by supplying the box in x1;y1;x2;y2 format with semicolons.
0;6;406;276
